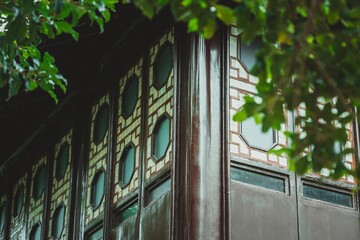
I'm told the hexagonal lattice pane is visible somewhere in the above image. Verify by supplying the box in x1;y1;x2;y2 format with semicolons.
56;143;69;180
30;223;41;240
152;116;171;160
33;165;47;199
239;36;261;71
154;43;172;89
13;186;24;217
91;170;105;208
0;203;5;232
52;204;65;239
120;145;135;186
122;76;139;119
94;104;109;145
241;118;276;150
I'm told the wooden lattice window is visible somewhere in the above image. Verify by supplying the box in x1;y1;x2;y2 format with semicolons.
33;165;47;199
94;104;109;145
56;143;69;180
119;144;135;186
154;42;172;89
91;170;105;209
122;76;139;119
152;115;171;161
52;204;65;239
13;186;24;217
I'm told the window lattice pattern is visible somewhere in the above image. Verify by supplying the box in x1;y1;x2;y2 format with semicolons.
27;156;47;239
10;175;27;239
85;94;109;225
228;25;288;167
145;29;174;180
48;130;73;239
113;59;143;205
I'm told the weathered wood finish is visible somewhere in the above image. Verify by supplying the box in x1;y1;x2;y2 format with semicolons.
175;26;229;240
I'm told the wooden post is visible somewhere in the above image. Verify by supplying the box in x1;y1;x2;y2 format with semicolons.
174;26;229;240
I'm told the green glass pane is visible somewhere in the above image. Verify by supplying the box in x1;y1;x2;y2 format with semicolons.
94;104;109;145
303;184;353;207
30;224;41;240
148;178;171;203
239;37;261;71
14;186;24;217
153;117;170;159
122;76;139;119
0;203;5;232
89;227;103;240
56;143;69;180
241;118;275;150
92;171;105;208
121;146;135;185
52;205;65;238
154;43;172;89
33;165;47;199
230;167;285;193
119;202;138;223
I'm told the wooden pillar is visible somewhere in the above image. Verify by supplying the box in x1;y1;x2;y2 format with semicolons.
174;26;229;240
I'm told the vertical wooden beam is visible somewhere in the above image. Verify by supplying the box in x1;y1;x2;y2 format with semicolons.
175;27;229;240
72;103;91;240
104;75;116;240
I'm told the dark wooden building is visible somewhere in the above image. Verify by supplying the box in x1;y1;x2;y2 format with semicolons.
0;6;359;240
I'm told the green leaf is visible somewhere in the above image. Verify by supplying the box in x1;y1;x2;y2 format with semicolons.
59;3;73;18
8;76;21;98
133;0;155;18
102;9;111;22
215;4;235;25
202;19;216;39
54;0;64;15
327;9;339;25
25;80;38;91
187;18;198;32
332;161;347;179
349;7;360;19
295;156;309;175
233;110;247;122
55;21;79;40
269;147;288;156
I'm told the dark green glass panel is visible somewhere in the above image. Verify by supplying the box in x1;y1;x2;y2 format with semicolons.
148;178;171;203
0;203;5;232
119;202;138;223
122;76;139;119
153;116;170;159
33;165;47;199
154;43;172;89
14;186;24;217
241;118;275;150
231;167;285;193
56;143;69;180
94;104;109;145
91;171;105;208
239;37;261;71
89;227;103;240
30;224;41;240
121;146;135;185
52;204;65;238
303;184;353;207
